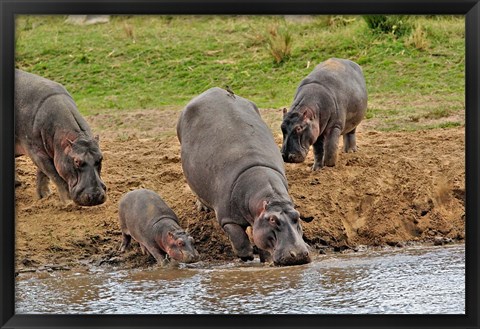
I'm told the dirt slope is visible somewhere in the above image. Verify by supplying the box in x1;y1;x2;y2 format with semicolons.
15;109;465;271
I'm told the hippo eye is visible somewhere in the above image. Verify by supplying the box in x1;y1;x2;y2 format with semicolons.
295;126;303;134
74;158;84;168
269;216;278;226
177;239;185;247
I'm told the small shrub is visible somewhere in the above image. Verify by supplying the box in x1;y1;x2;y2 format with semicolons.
327;15;357;28
123;23;135;40
405;25;430;51
362;15;412;37
423;108;452;120
266;25;293;64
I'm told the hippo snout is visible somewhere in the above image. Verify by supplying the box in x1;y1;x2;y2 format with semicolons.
183;252;200;264
74;188;107;206
283;152;305;163
274;248;311;266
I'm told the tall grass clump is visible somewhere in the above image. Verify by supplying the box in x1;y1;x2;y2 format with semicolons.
362;15;412;37
405;24;430;50
266;25;293;64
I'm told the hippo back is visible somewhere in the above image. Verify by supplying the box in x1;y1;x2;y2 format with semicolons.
15;69;93;140
295;58;367;114
119;189;178;237
177;87;285;208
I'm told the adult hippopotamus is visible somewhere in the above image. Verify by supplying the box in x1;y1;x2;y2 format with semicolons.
281;58;368;171
15;69;106;206
118;189;200;264
177;87;311;266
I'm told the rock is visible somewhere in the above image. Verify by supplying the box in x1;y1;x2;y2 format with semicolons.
433;236;452;246
65;15;110;26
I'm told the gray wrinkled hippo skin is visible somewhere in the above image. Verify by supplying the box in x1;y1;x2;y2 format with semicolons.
177;87;311;266
15;69;106;206
281;58;368;171
118;189;200;264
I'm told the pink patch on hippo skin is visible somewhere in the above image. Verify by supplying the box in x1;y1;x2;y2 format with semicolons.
176;238;185;248
255;200;268;218
15;144;26;156
301;107;316;121
322;58;345;71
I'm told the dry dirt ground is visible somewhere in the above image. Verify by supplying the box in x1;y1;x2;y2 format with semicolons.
15;108;465;272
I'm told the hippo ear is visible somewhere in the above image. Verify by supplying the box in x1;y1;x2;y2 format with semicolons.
63;138;75;152
302;107;315;122
256;200;269;218
282;108;287;118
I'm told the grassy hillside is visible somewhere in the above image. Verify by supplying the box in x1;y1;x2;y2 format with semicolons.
15;15;464;131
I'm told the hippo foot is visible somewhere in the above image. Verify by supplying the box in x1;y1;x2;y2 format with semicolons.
119;242;129;253
324;156;337;167
195;199;210;212
240;255;254;262
311;163;323;171
258;249;272;263
140;244;149;255
37;187;52;199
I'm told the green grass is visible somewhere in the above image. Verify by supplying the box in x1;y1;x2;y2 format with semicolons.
15;15;464;131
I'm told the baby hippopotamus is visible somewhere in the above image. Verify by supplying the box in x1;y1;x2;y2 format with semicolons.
118;189;199;264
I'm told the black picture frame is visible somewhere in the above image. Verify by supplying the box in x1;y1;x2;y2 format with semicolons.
1;1;478;328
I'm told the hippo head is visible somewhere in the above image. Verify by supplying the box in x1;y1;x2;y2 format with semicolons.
162;230;200;263
55;136;107;206
280;107;320;163
252;201;311;266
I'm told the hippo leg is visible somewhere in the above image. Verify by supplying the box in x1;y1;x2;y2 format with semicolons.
312;135;325;171
223;223;254;261
324;127;342;167
36;169;51;199
144;244;167;264
258;249;272;263
343;128;357;153
119;233;131;252
30;154;71;203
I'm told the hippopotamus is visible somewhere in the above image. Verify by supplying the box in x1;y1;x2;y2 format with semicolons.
118;189;200;264
281;58;368;171
15;69;106;206
177;87;311;266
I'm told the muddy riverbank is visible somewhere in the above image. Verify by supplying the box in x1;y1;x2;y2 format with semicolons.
15;108;465;272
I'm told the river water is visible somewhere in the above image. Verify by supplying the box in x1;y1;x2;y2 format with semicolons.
15;244;465;314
